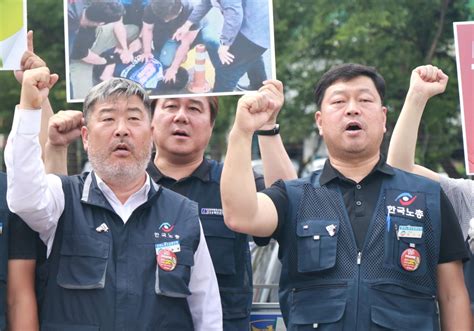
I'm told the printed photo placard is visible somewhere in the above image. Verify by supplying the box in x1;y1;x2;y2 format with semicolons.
454;21;474;175
64;0;276;102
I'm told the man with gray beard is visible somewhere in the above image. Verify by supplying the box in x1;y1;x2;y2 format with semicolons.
5;67;222;330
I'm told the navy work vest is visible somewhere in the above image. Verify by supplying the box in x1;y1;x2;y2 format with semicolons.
40;172;200;331
0;173;8;331
171;160;253;330
277;169;441;330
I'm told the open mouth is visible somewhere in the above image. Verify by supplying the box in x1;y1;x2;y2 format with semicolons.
345;122;362;131
113;143;130;152
172;129;189;137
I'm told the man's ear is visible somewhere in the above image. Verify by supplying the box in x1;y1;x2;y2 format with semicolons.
81;126;89;151
382;106;387;133
315;111;323;136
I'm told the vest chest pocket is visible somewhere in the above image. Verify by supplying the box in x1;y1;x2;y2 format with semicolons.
296;219;339;273
201;215;237;275
155;245;194;298
383;216;427;275
57;235;110;290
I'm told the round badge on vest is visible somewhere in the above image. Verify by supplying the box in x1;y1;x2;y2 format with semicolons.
157;249;177;271
400;248;421;271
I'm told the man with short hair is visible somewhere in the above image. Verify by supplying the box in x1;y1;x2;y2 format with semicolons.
6;68;221;330
220;63;471;330
45;79;296;330
149;80;295;330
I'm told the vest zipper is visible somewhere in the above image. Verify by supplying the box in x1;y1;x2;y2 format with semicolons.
291;281;347;293
355;250;362;330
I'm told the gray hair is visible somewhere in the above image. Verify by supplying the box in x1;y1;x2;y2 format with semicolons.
83;78;151;125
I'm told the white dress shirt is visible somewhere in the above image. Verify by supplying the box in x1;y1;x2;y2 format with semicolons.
5;107;223;331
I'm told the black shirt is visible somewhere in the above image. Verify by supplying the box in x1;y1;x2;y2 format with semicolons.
8;215;46;261
70;2;125;59
263;157;469;264
122;0;147;27
147;158;269;247
147;157;265;195
147;158;215;195
142;0;199;54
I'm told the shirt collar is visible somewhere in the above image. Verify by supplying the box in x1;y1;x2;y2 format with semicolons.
147;157;212;182
319;154;395;186
94;171;151;205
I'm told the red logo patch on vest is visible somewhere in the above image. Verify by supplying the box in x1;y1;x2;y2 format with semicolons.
400;248;421;271
157;249;177;272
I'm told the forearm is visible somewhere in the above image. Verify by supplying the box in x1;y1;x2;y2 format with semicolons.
221;129;260;233
388;89;428;170
44;142;68;175
7;260;39;331
169;32;197;71
439;296;472;330
438;261;472;330
7;296;39;331
39;98;53;162
388;90;440;181
259;134;297;187
113;19;129;52
141;24;153;54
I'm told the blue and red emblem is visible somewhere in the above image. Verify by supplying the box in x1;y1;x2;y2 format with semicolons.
395;192;417;206
159;222;175;233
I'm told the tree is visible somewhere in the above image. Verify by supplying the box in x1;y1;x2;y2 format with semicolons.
272;0;470;177
0;0;471;177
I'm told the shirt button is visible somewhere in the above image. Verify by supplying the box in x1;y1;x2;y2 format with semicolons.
356;201;362;206
356;184;362;189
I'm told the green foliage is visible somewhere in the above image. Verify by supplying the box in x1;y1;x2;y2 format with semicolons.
273;0;470;175
0;0;471;175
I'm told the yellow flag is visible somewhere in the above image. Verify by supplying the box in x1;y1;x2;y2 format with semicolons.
0;0;24;41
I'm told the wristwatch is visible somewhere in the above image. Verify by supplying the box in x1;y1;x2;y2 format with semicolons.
255;124;280;136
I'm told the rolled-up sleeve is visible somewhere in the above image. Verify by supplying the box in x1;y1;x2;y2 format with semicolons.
187;0;212;25
219;0;243;46
5;107;65;256
440;176;474;239
187;220;222;330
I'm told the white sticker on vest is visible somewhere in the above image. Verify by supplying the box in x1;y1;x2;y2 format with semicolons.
326;224;337;237
155;241;181;253
397;225;423;239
